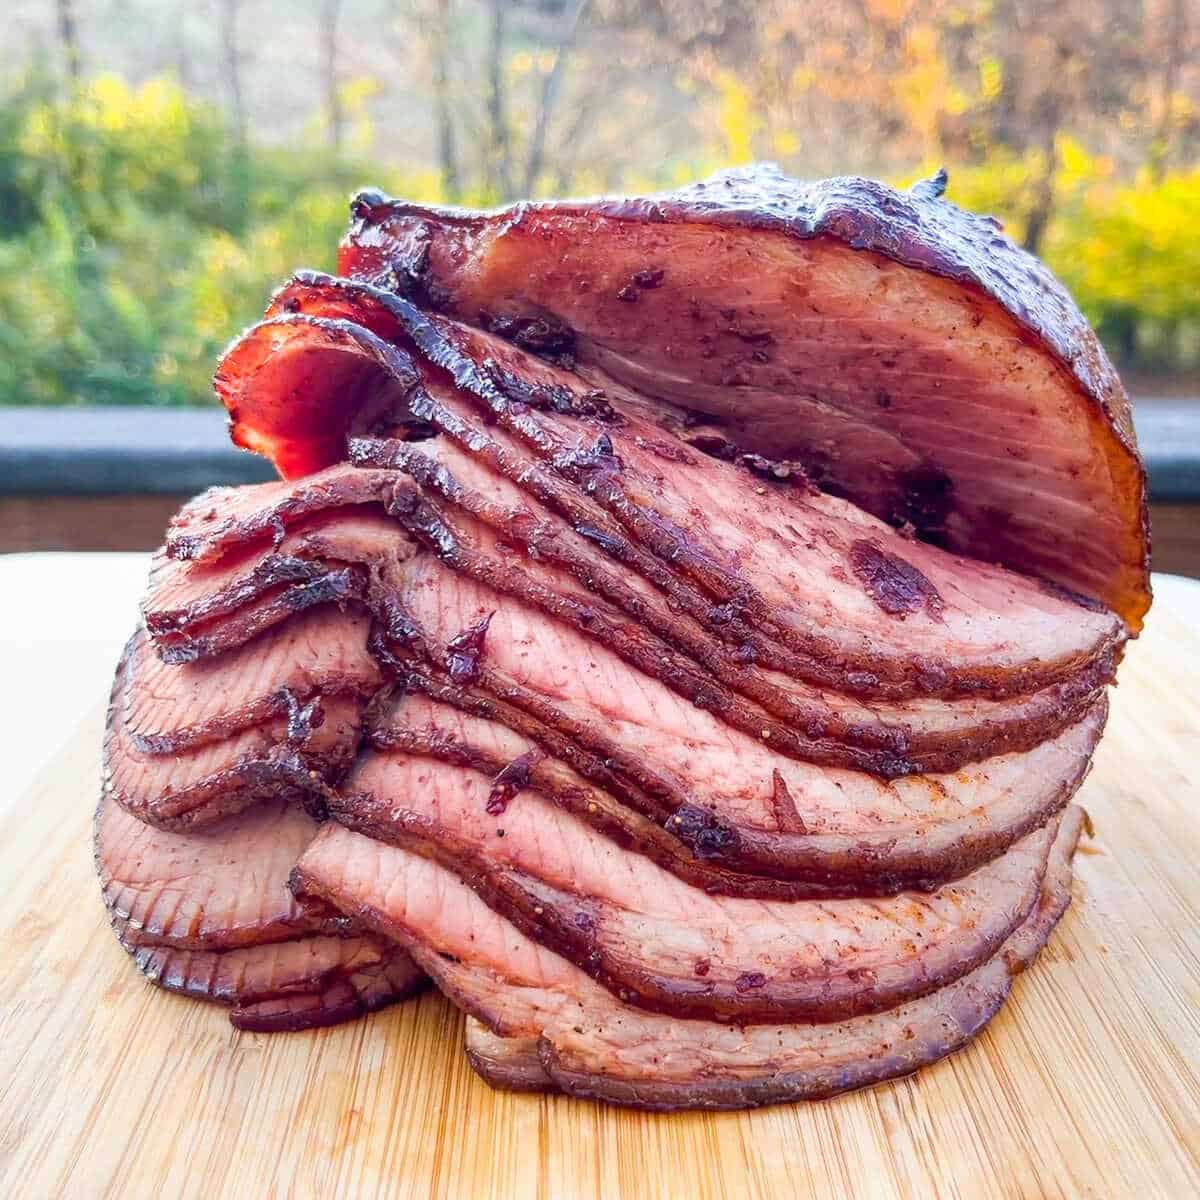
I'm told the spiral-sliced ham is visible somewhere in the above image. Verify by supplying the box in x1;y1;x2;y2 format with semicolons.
96;165;1145;1108
333;709;1062;1023
217;277;1126;700
338;167;1149;630
104;634;364;830
95;792;424;1031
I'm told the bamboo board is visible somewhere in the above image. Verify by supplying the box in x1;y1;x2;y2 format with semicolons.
1;581;1198;1200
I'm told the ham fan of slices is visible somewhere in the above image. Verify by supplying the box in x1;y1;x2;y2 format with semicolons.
96;166;1148;1109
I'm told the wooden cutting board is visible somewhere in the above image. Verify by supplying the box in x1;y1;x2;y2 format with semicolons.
2;581;1198;1200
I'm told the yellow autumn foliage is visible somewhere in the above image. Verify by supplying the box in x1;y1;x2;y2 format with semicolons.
1;64;1197;409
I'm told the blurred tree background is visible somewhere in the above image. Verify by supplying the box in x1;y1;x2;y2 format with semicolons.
2;0;1198;407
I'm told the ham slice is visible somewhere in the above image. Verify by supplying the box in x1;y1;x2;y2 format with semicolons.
95;791;425;1031
378;554;1105;887
112;918;422;1032
104;634;364;830
95;792;347;949
149;567;365;665
165;467;396;563
338;168;1149;630
121;610;379;754
358;432;1110;771
216;274;1127;701
356;691;1095;898
146;501;417;662
333;719;1059;1023
293;807;1083;1109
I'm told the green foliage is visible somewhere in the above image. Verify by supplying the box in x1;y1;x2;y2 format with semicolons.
933;142;1200;370
0;70;434;406
1047;164;1200;366
1;68;1197;408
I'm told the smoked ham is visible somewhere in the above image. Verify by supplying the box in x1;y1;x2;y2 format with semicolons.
95;165;1146;1107
338;167;1150;630
293;807;1085;1109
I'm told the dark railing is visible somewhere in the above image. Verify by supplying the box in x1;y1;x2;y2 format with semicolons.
0;407;273;494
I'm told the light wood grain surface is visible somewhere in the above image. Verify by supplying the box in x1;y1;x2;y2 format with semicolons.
1;577;1197;1200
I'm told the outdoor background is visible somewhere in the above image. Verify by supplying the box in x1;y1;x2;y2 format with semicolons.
2;0;1198;407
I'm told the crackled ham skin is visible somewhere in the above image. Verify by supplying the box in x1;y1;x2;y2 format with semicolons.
293;807;1083;1110
338;167;1149;630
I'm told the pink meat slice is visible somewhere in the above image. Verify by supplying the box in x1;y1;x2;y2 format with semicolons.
104;636;365;830
383;311;1125;691
122;609;379;754
150;571;366;666
359;691;1081;898
165;465;397;564
230;956;424;1032
388;555;1104;883
95;792;349;950
95;786;425;1032
294;808;1083;1108
359;688;1100;892
335;717;1058;1022
112;916;423;1032
220;282;1127;698
146;502;415;662
370;433;1108;774
146;503;399;627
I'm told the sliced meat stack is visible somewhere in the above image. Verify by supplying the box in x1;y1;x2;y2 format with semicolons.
97;165;1147;1107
